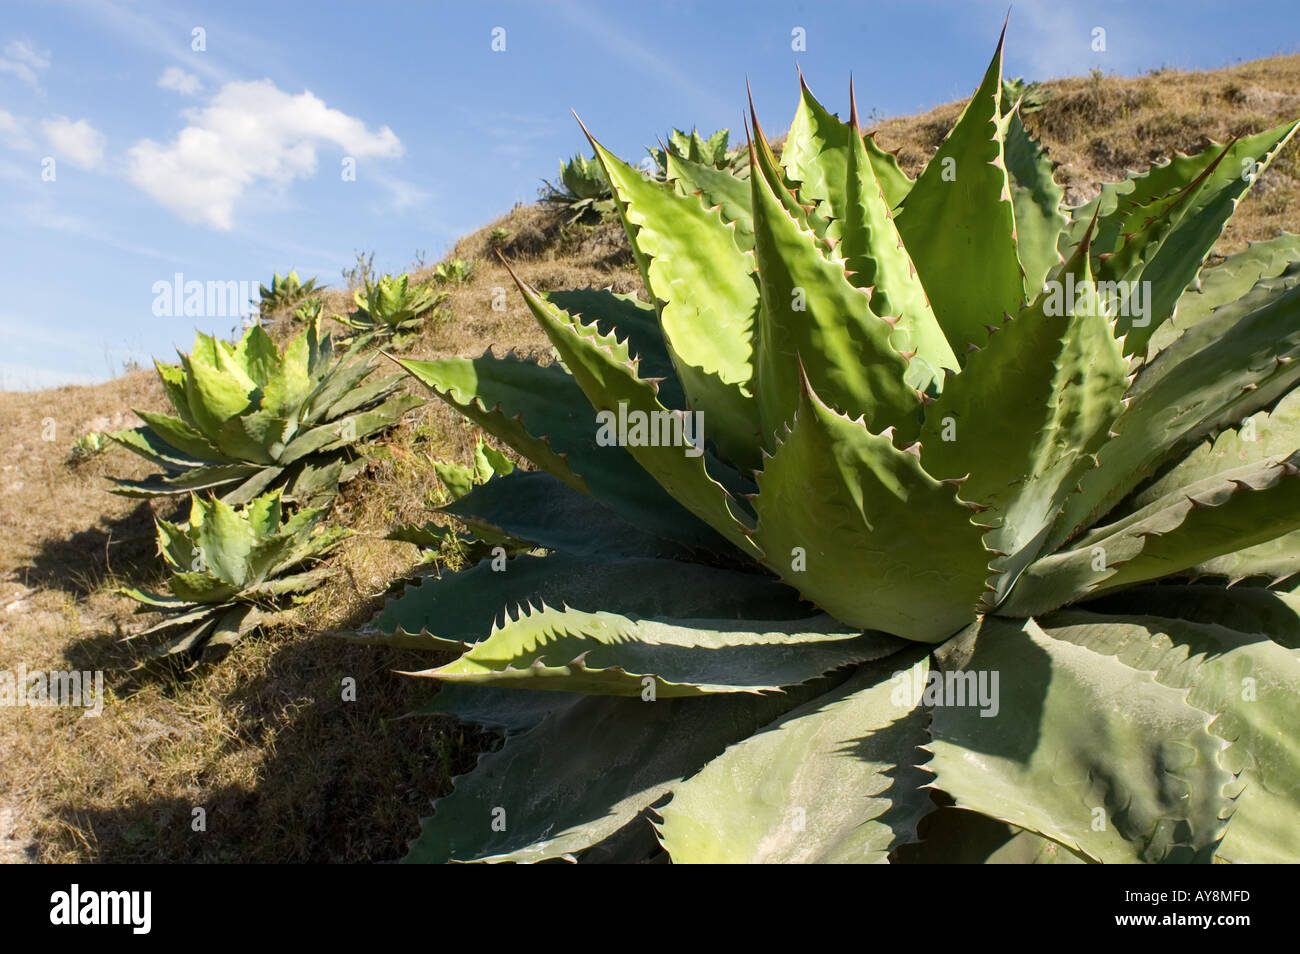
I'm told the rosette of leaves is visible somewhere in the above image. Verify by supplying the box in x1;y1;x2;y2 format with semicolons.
542;154;616;224
370;24;1300;864
648;126;750;179
259;270;319;315
108;319;419;505
121;491;351;663
432;259;475;285
338;273;446;346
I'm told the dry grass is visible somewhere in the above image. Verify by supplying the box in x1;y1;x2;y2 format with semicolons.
3;55;1299;863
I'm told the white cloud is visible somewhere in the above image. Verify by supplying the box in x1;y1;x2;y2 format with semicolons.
158;65;202;95
0;108;31;149
128;79;403;230
0;38;50;90
41;116;106;169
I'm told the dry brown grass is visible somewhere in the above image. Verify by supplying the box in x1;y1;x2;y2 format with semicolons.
3;55;1298;863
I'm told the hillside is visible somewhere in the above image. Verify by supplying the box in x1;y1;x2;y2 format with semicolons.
2;53;1298;863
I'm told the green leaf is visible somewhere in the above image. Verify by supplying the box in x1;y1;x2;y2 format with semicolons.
750;138;921;443
363;552;815;649
1006;453;1300;616
1003;106;1066;295
134;412;222;462
510;273;758;556
753;376;989;642
894;27;1024;353
924;617;1231;863
589;131;761;467
403;679;834;863
1041;607;1300;864
920;235;1127;605
657;651;932;862
663;151;754;250
418;605;899;697
1048;266;1300;549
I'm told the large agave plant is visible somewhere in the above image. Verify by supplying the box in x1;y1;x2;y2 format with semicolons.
338;273;446;346
366;27;1300;863
122;491;350;662
109;320;419;505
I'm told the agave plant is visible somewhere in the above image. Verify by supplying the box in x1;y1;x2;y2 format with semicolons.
292;297;324;324
431;258;475;285
648;126;750;179
338;273;446;346
259;270;320;314
122;490;350;662
109;320;419;505
365;25;1300;864
542;153;615;224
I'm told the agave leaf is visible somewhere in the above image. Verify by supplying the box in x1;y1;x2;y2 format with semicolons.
110;463;263;498
894;25;1024;353
106;426;202;469
398;353;732;554
233;324;282;387
510;275;758;555
663;151;754;249
1003;104;1066;295
362;552;816;650
587;131;761;467
134;411;223;462
417;605;899;697
657;651;932;862
1048;266;1300;549
1072;122;1299;354
920;234;1127;604
862;134;913;209
182;338;254;433
842;90;956;386
443;470;693;559
543;289;684;408
897;806;1088;863
1041;607;1300;864
1148;233;1300;359
403;677;836;863
754;375;989;642
190;495;256;588
750;137;923;441
1007;453;1300;616
924;616;1231;863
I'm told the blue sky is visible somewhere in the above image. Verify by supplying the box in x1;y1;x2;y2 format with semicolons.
1;0;1296;389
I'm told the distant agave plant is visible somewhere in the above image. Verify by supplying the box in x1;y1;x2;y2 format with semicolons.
542;154;615;224
292;297;324;324
431;258;475;285
363;23;1300;864
109;320;419;505
338;273;446;346
648;127;749;178
259;270;320;314
122;491;350;662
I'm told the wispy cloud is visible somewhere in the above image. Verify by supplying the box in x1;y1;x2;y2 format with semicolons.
0;108;32;149
0;38;50;91
128;79;403;229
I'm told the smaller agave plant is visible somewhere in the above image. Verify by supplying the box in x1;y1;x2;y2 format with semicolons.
109;319;419;505
431;258;475;285
121;490;351;662
338;273;446;346
648;127;749;178
259;270;320;315
292;297;324;324
542;154;615;224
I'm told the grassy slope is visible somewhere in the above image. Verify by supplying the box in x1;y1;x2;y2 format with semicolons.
1;55;1297;863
